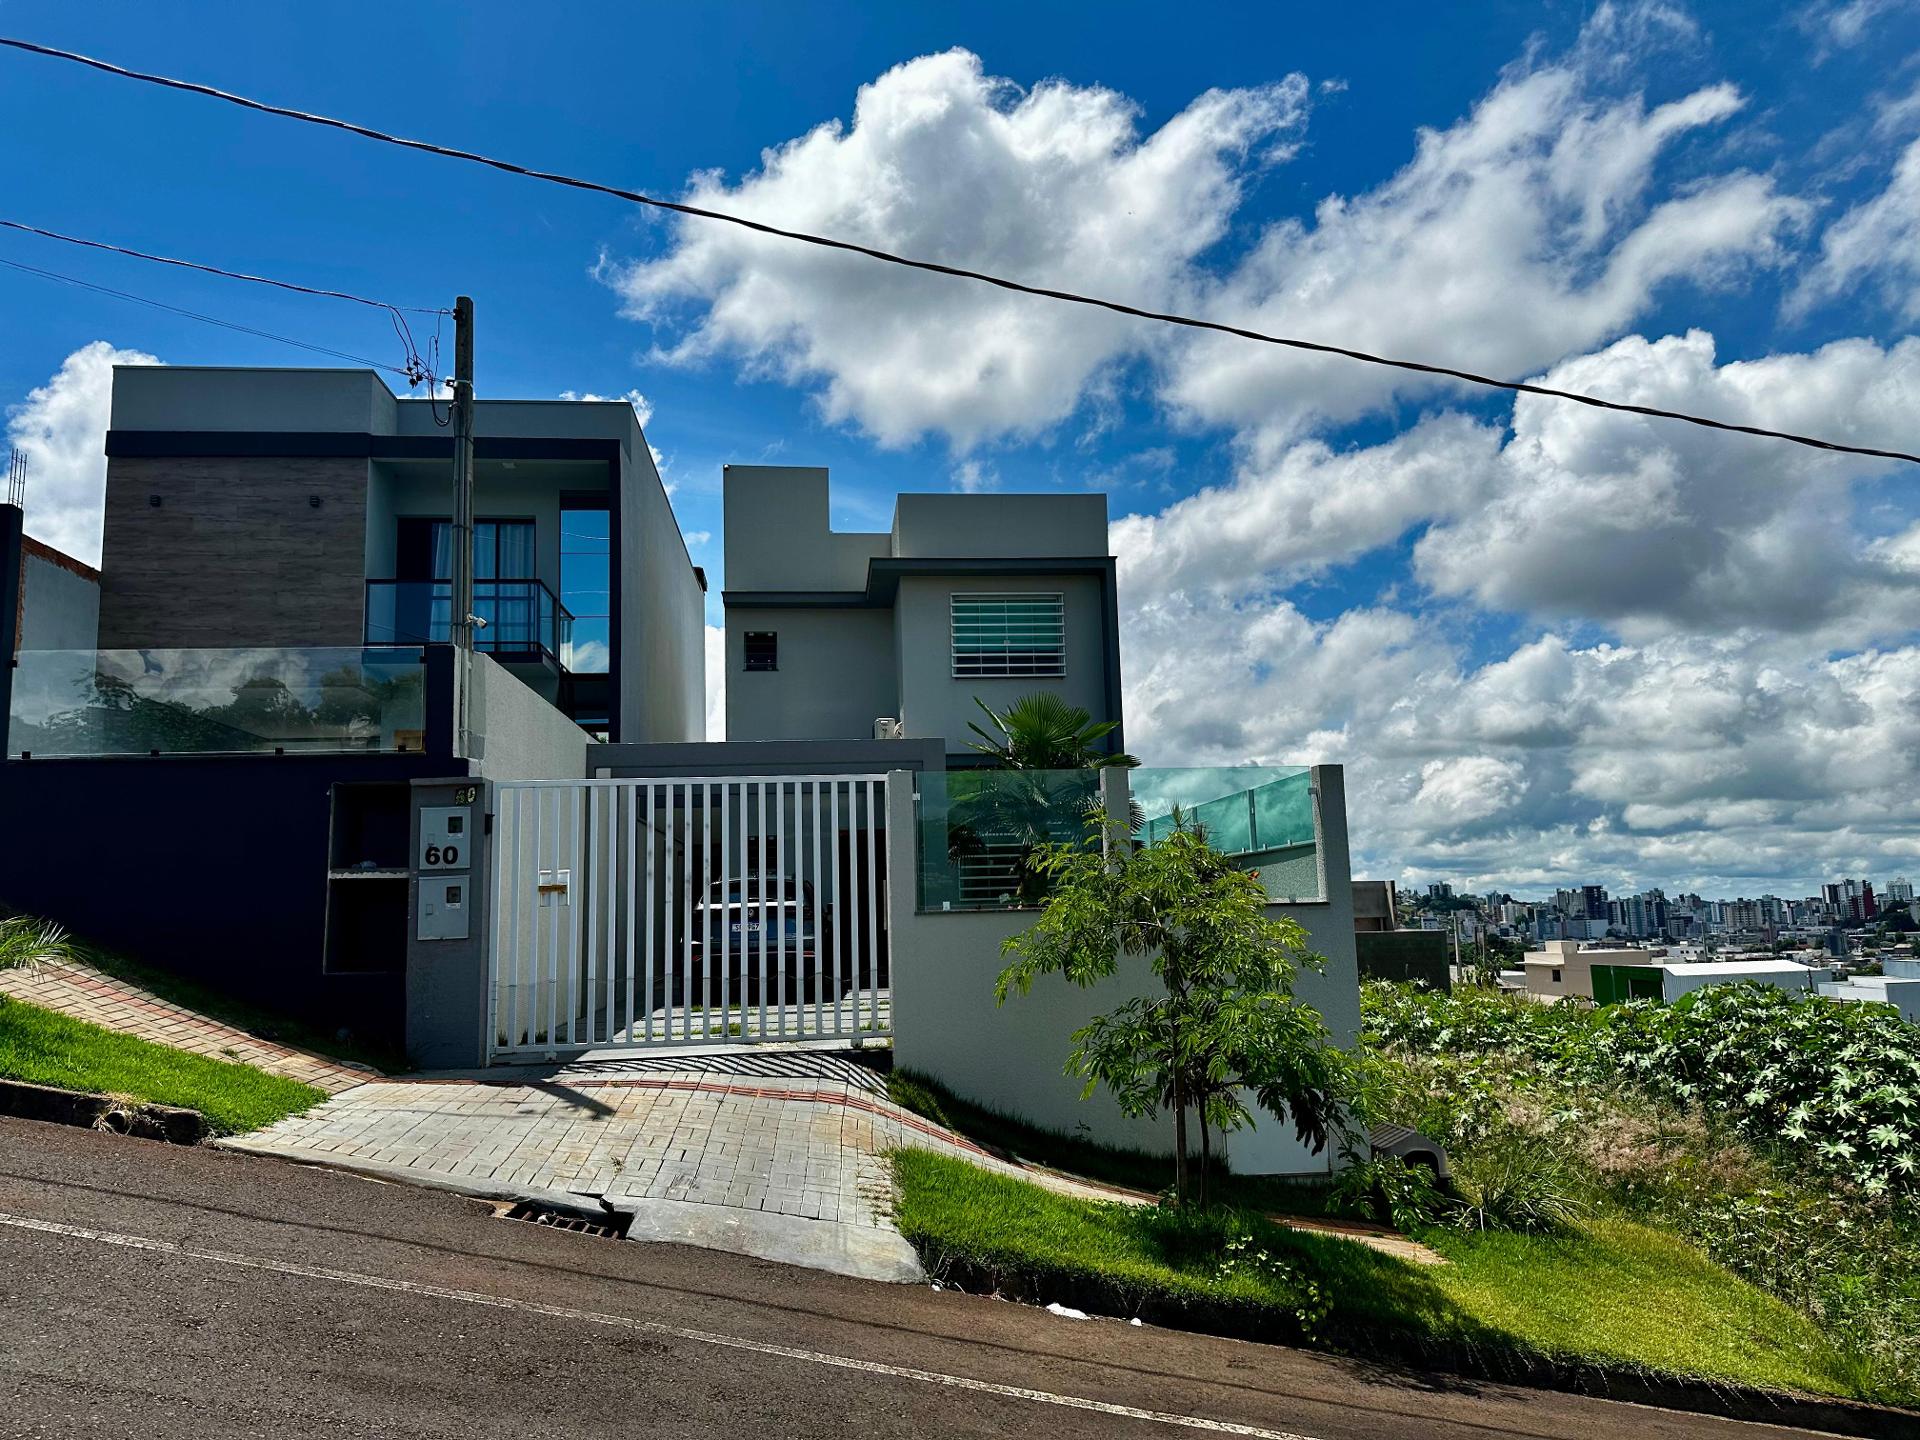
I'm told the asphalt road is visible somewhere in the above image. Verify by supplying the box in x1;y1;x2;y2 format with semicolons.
0;1117;1854;1440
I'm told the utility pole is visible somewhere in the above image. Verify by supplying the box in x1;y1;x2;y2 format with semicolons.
449;296;476;758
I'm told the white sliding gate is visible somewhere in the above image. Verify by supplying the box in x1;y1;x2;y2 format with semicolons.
488;775;891;1061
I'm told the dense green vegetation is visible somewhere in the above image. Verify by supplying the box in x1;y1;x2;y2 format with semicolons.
0;996;324;1135
1361;980;1920;1406
892;1148;1858;1400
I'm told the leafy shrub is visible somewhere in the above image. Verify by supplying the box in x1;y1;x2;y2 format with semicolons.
1363;979;1920;1196
1326;1151;1450;1232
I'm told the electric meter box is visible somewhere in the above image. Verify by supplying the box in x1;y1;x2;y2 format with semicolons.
417;877;470;941
418;806;470;872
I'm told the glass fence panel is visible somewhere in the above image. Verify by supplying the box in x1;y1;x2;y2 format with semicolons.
7;647;427;758
1132;765;1320;903
1132;767;1313;853
915;768;1109;911
914;765;1321;911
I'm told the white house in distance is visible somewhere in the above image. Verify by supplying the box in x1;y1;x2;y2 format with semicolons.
1525;939;1832;1005
1820;956;1920;1023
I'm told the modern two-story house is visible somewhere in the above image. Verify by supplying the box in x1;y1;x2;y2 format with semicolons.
2;366;707;1040
95;366;704;742
721;465;1123;763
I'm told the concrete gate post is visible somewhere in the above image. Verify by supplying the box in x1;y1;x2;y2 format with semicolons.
405;776;495;1070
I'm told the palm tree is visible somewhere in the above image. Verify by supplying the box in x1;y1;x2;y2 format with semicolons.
964;693;1140;770
945;695;1139;904
0;915;78;973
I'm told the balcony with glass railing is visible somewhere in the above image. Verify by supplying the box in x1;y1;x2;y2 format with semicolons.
6;647;428;759
364;579;572;669
914;765;1321;911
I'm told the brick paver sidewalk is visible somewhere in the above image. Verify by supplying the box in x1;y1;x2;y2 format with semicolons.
0;960;376;1095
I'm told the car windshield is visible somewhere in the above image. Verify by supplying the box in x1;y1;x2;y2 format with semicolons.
707;877;805;903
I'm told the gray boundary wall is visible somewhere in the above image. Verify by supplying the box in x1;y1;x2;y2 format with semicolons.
466;652;592;781
886;764;1359;1177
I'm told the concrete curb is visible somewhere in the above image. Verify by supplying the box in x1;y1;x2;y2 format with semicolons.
921;1253;1920;1440
214;1138;925;1285
0;1078;206;1144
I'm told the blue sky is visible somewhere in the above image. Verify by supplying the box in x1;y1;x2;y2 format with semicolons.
4;1;1919;897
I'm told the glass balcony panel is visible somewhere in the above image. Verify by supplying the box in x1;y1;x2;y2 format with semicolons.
7;647;427;758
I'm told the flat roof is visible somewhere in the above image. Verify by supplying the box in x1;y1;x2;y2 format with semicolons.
1658;960;1818;976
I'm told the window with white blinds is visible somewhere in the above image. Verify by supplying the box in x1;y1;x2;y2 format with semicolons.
951;592;1065;678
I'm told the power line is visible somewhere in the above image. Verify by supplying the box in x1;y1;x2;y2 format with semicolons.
0;255;412;375
0;219;445;316
2;33;1916;469
0;216;445;387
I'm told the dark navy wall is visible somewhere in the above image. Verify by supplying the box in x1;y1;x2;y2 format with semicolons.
0;752;454;1047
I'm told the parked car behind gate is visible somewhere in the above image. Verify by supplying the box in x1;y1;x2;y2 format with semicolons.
672;872;832;1007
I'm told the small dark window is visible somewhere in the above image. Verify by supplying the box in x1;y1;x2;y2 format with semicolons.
744;632;778;672
1551;968;1562;983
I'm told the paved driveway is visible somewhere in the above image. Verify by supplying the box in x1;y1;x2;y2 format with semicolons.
224;1046;1437;1280
221;1049;1000;1281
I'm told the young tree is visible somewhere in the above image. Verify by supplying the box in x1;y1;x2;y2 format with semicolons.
996;811;1350;1206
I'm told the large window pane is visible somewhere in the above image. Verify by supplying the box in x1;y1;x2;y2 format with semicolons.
561;505;610;674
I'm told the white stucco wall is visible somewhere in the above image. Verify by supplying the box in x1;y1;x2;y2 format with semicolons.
1819;976;1920;1022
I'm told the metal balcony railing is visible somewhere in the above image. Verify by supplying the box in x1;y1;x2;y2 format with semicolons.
365;578;573;668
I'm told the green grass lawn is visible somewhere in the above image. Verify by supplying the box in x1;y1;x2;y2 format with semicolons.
885;1068;1335;1217
891;1148;1865;1403
0;996;325;1135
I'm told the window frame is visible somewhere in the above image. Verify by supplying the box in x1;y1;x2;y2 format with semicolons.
743;631;778;673
950;591;1066;679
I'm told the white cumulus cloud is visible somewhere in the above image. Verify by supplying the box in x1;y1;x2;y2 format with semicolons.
607;48;1309;450
557;388;655;427
1411;330;1920;640
6;341;161;567
1161;41;1803;442
704;623;726;741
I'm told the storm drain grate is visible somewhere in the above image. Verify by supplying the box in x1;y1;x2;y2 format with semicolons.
497;1200;631;1239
